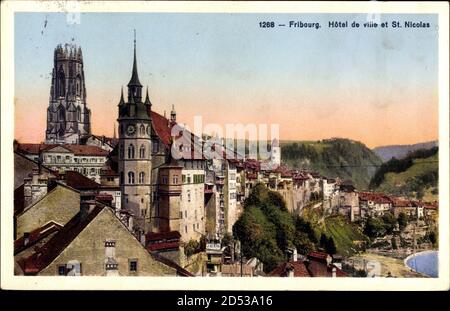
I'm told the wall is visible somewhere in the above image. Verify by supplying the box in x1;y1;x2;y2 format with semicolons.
16;185;80;238
39;208;176;276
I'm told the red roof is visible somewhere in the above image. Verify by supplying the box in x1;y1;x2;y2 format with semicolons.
20;205;105;274
146;231;181;242
147;241;180;251
308;251;330;262
150;110;172;146
359;192;392;204
14;221;62;255
268;261;311;277
64;170;101;190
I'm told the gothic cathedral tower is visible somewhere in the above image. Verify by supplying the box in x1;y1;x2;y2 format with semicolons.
46;44;91;144
117;32;152;237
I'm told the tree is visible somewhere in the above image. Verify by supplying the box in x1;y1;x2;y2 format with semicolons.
428;230;437;246
325;236;337;255
397;212;408;231
391;237;398;250
364;217;386;238
382;212;397;234
320;233;328;249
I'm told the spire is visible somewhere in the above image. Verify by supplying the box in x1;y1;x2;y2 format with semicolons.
118;86;125;105
128;29;142;87
144;86;151;106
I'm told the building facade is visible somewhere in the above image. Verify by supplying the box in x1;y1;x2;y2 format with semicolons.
46;44;91;144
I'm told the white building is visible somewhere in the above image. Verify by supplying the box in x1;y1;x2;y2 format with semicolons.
16;144;108;183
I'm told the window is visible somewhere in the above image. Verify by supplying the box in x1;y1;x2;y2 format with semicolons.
193;224;195;231
129;260;138;272
180;211;183;219
152;141;158;153
162;176;168;184
187;176;191;184
139;172;145;184
173;175;178;184
185;226;187;233
128;144;135;159
195;210;197;220
184;211;187;218
120;172;124;184
128;171;135;184
187;192;191;202
139;145;145;158
58;265;66;276
197;223;199;229
182;175;186;183
90;168;95;175
140;124;145;135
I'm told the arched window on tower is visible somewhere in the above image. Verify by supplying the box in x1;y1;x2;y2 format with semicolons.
119;143;124;158
128;144;135;159
139;172;145;184
58;70;65;97
77;107;81;121
76;76;82;96
128;171;135;184
140;125;145;135
139;144;145;158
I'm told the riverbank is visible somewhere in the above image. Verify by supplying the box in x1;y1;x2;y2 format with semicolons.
348;252;425;278
404;250;438;277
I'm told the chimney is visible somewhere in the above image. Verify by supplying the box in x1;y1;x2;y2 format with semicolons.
332;267;337;278
23;232;30;246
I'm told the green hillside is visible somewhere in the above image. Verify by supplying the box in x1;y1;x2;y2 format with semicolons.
281;138;382;190
374;153;438;201
302;207;368;256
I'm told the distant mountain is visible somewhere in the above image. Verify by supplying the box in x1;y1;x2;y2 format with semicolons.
373;141;438;162
281;138;382;190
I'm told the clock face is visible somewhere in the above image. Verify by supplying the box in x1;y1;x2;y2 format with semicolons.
127;125;135;135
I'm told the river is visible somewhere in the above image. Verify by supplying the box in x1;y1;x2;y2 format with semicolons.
405;250;438;277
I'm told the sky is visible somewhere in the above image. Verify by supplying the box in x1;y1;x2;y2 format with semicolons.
14;13;439;148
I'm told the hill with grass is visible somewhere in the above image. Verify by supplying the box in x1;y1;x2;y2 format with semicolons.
281;138;382;190
370;147;438;201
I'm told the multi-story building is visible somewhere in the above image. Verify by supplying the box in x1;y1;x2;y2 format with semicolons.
15;143;108;183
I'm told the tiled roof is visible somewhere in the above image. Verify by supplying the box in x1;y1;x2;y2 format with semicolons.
19;205;105;274
146;231;181;242
14;221;62;255
268;261;311;277
308;251;330;262
359;192;392;204
150;110;172;146
147;241;180;252
64;170;101;190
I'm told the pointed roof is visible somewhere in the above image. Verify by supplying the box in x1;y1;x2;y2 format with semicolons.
144;87;152;106
128;30;142;87
118;87;125;106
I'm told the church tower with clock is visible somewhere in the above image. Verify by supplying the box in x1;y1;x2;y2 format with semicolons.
117;32;152;238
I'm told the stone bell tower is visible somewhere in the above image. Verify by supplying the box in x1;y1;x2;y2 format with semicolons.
45;44;91;144
117;31;152;238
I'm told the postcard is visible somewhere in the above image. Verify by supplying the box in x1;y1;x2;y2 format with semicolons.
1;1;449;291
